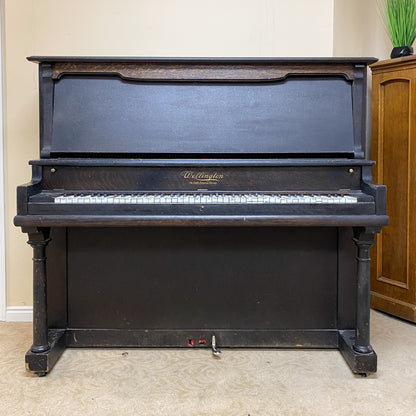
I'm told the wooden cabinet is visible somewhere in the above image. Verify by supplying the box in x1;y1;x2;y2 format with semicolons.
370;56;416;322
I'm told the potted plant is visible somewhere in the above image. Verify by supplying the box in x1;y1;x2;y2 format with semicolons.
379;0;416;58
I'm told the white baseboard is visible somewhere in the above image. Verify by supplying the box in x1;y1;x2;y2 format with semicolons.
6;306;33;322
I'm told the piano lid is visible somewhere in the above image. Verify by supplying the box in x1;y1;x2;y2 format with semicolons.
30;57;376;158
27;56;378;64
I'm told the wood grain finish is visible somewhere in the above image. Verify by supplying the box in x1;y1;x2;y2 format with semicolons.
370;56;416;322
51;61;356;82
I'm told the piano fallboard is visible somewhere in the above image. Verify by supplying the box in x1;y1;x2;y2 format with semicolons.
34;158;365;191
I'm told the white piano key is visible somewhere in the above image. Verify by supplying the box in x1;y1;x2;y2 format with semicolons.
203;195;209;204
345;196;358;204
193;194;201;204
236;194;244;204
53;192;360;205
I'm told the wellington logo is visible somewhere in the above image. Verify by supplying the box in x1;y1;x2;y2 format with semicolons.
181;171;224;185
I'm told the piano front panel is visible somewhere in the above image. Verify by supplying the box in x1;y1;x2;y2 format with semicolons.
51;77;355;156
67;227;339;330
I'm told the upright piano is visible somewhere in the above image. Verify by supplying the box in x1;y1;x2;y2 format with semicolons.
15;57;388;376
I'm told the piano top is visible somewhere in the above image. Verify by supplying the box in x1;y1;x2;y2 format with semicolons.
28;158;376;167
27;56;378;64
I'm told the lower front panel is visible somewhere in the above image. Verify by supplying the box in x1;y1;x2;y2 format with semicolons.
65;329;339;348
66;227;339;341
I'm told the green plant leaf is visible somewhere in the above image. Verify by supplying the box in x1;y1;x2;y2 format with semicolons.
379;0;416;46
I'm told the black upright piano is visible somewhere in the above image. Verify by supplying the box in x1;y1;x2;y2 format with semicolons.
15;57;388;376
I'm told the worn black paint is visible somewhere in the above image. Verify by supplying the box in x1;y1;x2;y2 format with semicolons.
67;227;337;330
52;77;355;155
15;57;387;376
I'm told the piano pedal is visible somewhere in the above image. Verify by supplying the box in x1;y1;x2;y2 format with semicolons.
211;335;222;358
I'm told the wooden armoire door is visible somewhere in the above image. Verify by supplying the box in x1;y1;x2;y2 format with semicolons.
370;56;416;322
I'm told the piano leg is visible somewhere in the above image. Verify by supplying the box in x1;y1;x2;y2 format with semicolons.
22;227;65;375
339;226;379;375
352;227;379;354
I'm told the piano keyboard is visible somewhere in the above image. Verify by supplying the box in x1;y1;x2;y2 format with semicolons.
54;193;358;205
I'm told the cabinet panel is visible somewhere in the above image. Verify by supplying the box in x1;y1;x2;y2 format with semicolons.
370;57;416;322
380;79;410;287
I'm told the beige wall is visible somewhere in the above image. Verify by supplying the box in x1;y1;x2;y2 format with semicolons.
333;0;391;59
333;0;392;157
3;0;391;308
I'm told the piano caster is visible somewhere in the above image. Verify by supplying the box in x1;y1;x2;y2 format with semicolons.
211;335;221;358
36;372;47;377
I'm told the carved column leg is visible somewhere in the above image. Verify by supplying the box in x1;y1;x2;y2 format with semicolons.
339;226;380;374
25;227;51;353
352;227;377;354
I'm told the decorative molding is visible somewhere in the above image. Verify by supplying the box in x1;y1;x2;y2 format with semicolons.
370;55;416;75
6;306;33;322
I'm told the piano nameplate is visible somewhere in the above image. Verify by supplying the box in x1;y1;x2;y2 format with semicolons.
181;171;224;185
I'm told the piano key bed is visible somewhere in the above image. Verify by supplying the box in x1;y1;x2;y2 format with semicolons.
53;192;358;205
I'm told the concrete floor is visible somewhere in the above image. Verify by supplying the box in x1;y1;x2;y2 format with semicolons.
0;310;415;416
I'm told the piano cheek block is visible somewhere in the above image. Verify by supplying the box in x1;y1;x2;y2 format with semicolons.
16;56;386;376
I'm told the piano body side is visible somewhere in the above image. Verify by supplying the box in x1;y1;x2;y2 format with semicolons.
16;165;42;216
361;164;387;216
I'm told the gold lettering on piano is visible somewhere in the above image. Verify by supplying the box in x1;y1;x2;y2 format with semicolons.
181;171;224;185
